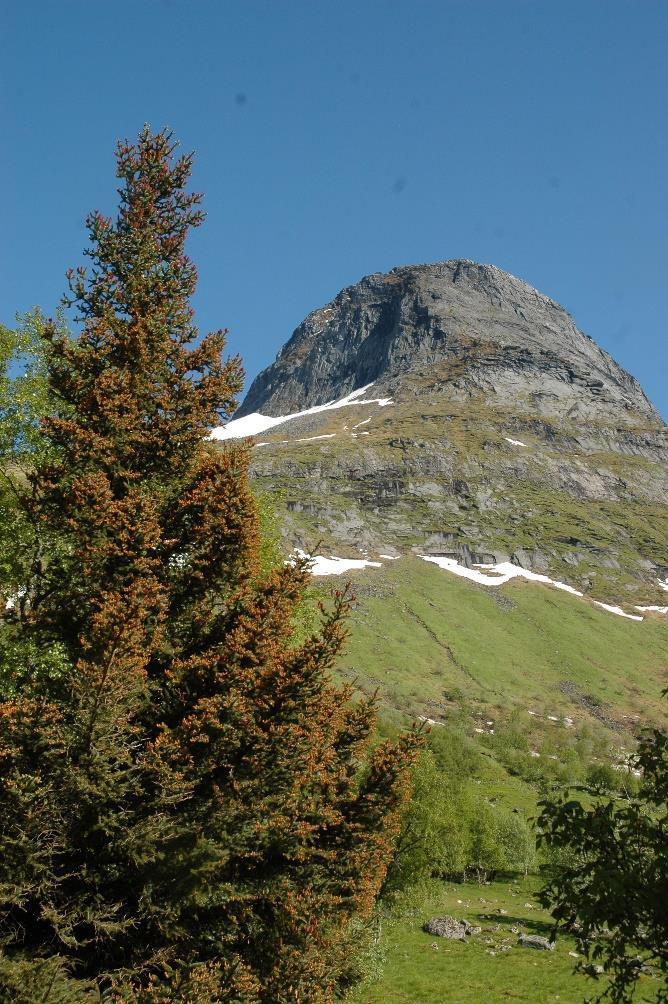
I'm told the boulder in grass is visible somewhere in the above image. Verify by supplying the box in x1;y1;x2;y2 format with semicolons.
517;933;555;951
423;916;480;940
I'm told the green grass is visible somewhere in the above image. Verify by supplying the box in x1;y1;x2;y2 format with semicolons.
348;876;664;1004
329;558;667;1002
338;556;668;727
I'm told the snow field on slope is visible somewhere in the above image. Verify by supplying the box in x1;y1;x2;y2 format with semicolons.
420;555;652;620
291;549;382;576
209;384;393;441
419;555;585;597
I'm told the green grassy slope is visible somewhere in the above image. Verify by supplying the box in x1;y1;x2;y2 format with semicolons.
336;556;668;727
331;558;666;1002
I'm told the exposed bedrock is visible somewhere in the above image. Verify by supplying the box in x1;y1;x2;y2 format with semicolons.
238;260;660;426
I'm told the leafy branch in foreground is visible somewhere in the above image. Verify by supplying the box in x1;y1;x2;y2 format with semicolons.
0;311;70;699
538;718;667;1003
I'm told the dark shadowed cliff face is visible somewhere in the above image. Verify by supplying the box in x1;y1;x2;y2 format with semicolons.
238;261;659;425
223;262;667;607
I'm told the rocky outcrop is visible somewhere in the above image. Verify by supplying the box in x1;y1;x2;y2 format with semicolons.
239;261;660;426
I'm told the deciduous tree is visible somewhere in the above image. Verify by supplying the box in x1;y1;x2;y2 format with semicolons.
538;721;667;1003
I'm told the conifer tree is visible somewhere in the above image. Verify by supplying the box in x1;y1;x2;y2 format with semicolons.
0;128;417;1003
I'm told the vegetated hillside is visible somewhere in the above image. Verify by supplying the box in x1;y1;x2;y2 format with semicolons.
324;554;667;792
334;559;666;1003
325;558;666;1003
337;556;668;729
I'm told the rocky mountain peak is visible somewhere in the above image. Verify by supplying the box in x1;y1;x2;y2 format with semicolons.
238;260;660;426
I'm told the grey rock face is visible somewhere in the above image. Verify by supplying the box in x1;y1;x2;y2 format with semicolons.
239;261;660;426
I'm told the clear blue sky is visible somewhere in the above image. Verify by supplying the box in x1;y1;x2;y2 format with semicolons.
3;0;667;417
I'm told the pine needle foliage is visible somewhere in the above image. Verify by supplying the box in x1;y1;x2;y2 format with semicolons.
0;127;418;1003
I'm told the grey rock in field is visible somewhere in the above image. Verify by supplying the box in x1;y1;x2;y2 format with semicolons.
423;916;480;940
517;933;555;951
239;260;659;425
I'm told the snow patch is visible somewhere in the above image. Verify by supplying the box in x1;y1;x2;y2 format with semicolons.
292;549;382;577
210;384;393;441
378;554;400;560
352;417;371;430
419;556;584;596
592;601;643;622
295;434;336;443
635;605;668;614
420;555;648;621
504;437;527;447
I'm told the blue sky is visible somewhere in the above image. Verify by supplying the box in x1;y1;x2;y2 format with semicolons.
3;0;666;416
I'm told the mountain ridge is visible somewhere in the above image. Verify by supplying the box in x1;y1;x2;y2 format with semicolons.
238;260;661;426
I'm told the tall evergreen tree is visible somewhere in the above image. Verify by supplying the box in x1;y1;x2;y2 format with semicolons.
0;128;418;1003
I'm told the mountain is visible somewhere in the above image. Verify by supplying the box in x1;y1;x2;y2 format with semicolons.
219;261;667;613
238;260;659;425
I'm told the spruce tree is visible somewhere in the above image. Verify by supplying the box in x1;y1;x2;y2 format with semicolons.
0;127;417;1003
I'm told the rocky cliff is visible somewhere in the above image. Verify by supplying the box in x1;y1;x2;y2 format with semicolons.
239;260;659;427
222;261;667;608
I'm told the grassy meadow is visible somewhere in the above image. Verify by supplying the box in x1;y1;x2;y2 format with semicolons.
348;877;639;1004
326;556;668;1002
337;555;668;726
